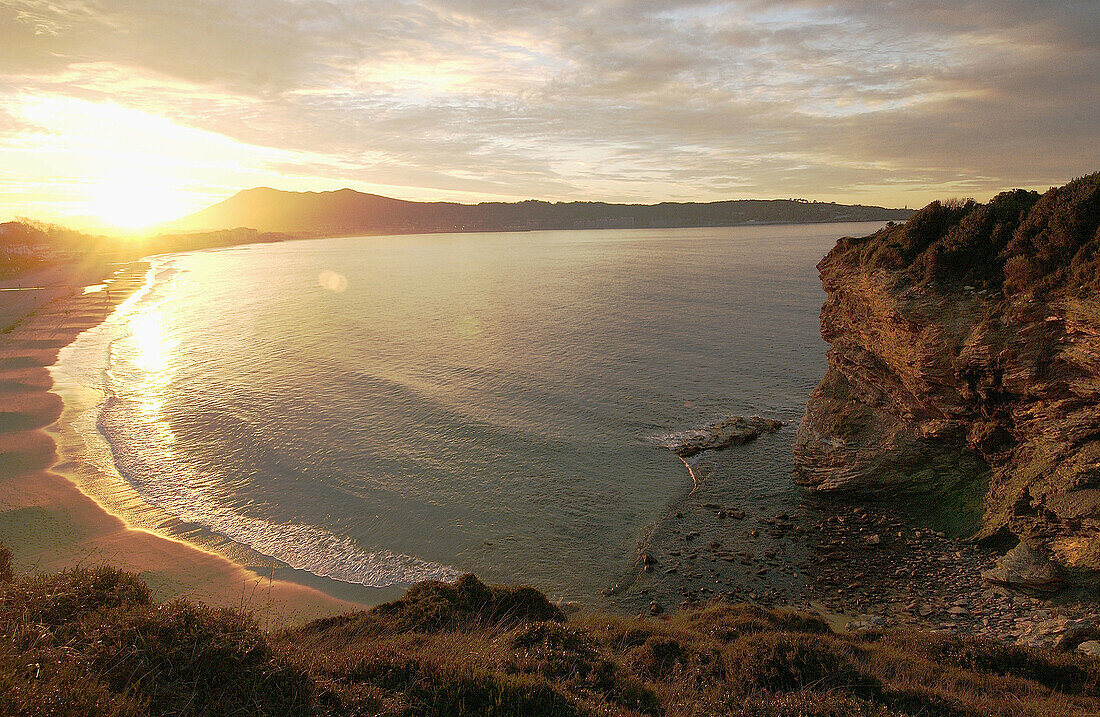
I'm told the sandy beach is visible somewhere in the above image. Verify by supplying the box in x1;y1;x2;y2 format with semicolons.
0;258;360;627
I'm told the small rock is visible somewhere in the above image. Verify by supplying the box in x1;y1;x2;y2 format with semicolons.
1055;618;1100;652
1077;641;1100;657
649;601;664;616
866;534;881;545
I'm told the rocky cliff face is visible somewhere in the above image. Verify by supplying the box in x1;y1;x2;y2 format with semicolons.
795;173;1100;589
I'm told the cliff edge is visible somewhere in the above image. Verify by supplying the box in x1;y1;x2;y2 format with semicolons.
795;172;1100;590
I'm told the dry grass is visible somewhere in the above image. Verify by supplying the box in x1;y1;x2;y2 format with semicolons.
0;553;1097;716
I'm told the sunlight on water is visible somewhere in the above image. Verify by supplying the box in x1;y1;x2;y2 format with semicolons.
117;306;178;434
53;224;886;602
130;310;172;375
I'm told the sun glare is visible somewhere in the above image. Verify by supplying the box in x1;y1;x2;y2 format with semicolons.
10;95;313;231
92;179;192;230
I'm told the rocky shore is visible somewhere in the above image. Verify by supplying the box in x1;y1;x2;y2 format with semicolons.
801;503;1099;654
619;487;1100;657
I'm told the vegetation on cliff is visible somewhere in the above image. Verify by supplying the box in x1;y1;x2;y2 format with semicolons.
833;171;1100;297
1;552;1097;717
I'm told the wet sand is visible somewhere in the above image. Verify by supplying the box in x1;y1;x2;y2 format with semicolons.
0;259;360;627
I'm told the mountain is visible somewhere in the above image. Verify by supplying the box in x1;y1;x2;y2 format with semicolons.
162;187;914;236
794;172;1100;591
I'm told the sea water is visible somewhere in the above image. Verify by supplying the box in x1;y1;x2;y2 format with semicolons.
51;223;884;606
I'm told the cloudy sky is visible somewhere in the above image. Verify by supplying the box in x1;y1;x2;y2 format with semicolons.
2;0;1098;229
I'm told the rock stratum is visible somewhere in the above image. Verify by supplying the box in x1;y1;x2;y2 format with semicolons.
795;172;1100;590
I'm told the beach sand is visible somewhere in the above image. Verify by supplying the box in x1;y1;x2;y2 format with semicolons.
0;259;361;627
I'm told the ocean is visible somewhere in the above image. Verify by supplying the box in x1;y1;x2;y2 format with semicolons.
51;223;884;609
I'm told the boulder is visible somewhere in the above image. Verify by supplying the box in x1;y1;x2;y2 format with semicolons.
981;544;1064;593
668;415;784;457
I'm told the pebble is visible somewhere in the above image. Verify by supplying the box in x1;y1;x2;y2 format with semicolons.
623;501;1097;650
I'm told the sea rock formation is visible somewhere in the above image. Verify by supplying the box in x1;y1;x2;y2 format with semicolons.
666;415;784;458
795;173;1100;589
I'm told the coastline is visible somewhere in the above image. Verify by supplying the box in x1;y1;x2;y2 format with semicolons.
0;257;361;627
0;241;1093;648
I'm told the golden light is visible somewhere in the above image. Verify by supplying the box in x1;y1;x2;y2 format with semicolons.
126;305;178;432
92;178;195;230
130;309;172;376
8;94;314;230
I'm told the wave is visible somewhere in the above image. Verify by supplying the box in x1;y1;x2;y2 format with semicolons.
59;256;462;588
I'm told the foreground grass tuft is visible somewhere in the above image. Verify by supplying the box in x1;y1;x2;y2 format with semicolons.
0;553;1097;716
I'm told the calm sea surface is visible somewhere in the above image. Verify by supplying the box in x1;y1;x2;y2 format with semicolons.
53;223;884;606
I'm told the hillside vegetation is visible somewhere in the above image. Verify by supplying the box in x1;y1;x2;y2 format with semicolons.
165;186;914;236
0;219;294;277
833;171;1100;297
1;546;1097;717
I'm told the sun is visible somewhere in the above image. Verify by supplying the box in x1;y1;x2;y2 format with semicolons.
92;179;193;230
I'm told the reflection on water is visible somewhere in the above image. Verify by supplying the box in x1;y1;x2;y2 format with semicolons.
125;309;176;424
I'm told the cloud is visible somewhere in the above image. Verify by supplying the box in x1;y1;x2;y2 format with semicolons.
1;0;1097;223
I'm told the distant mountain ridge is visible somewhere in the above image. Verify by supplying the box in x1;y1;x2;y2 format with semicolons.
163;187;914;236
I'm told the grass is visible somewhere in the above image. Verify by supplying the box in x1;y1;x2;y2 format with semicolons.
0;549;1097;716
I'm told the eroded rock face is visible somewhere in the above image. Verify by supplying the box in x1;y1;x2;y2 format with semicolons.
794;174;1100;587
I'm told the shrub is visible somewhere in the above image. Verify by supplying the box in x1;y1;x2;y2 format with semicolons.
0;544;11;583
0;641;147;717
826;171;1100;299
0;565;151;630
88;600;315;716
402;672;584;717
723;632;876;695
296;574;564;645
0;553;1097;716
680;602;830;643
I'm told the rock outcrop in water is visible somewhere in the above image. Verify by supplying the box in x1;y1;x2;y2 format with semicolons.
794;172;1100;590
667;415;784;458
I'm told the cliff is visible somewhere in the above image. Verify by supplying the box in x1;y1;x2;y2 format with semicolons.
795;173;1100;590
162;186;914;235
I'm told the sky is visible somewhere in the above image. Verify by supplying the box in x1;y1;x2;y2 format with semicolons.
1;0;1098;230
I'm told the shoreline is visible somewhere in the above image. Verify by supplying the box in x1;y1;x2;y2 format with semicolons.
1;251;1095;649
0;258;361;627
